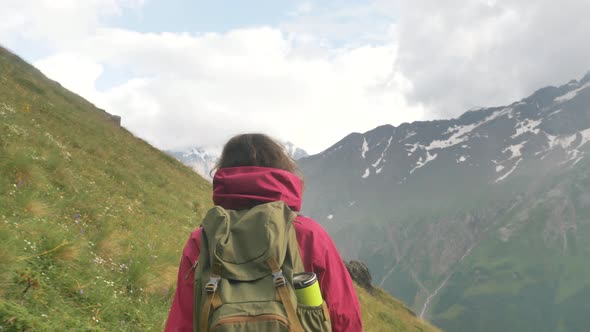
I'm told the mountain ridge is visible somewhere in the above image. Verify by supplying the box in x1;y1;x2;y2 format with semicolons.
299;71;590;332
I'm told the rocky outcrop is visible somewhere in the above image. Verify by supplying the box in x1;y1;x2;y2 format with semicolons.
107;114;121;126
345;260;374;294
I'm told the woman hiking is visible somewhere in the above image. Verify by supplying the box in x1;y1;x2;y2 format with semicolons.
165;133;362;332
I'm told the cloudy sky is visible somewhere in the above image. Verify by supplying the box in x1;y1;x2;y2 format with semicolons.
2;0;590;154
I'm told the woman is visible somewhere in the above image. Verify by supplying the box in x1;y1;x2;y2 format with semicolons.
165;133;362;332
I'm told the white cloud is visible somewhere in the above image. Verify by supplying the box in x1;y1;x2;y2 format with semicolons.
33;27;422;153
284;0;590;119
35;53;104;101
9;0;590;155
392;0;590;117
0;0;143;48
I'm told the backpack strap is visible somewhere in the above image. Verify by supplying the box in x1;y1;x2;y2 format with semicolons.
199;262;222;332
267;257;305;332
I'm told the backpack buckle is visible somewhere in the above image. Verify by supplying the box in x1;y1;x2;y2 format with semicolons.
205;276;221;293
272;270;286;287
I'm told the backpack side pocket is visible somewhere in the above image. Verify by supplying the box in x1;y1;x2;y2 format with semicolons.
296;302;332;332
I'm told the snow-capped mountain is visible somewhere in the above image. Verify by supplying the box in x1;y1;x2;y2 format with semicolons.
168;141;308;181
167;147;219;181
298;72;590;332
283;141;309;160
304;74;590;190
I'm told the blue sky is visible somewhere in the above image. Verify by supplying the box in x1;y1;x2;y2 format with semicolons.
109;0;295;33
2;0;590;153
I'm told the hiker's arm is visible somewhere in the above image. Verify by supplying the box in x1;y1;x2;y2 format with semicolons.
315;231;363;332
165;228;202;332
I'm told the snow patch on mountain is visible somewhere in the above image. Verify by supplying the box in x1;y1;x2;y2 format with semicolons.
372;136;393;168
410;151;438;174
511;119;542;139
361;137;369;159
372;158;382;167
493;140;531;179
578;128;590;148
362;168;370;178
495;158;523;183
554;82;590;103
406;143;421;154
503;142;526;160
402;108;513;175
572;157;585;166
428;108;512;150
546;133;577;150
536;129;590;163
562;129;590;164
547;109;562;118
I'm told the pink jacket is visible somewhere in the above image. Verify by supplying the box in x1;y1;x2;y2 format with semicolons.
165;166;362;332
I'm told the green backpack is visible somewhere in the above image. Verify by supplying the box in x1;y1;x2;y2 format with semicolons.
193;201;331;332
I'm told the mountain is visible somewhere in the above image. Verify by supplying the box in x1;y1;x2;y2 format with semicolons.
167;147;219;181
299;72;590;332
168;141;308;181
283;141;309;160
0;46;437;331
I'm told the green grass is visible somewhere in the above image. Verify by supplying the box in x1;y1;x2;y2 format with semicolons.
0;46;441;331
0;46;211;331
356;285;441;332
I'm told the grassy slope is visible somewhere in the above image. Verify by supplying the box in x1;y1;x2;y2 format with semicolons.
0;47;440;331
0;46;211;331
431;160;590;332
356;285;441;332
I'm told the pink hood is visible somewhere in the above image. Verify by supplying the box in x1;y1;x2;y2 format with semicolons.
213;166;303;211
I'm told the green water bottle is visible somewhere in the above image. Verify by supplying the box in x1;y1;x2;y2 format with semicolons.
293;272;323;306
